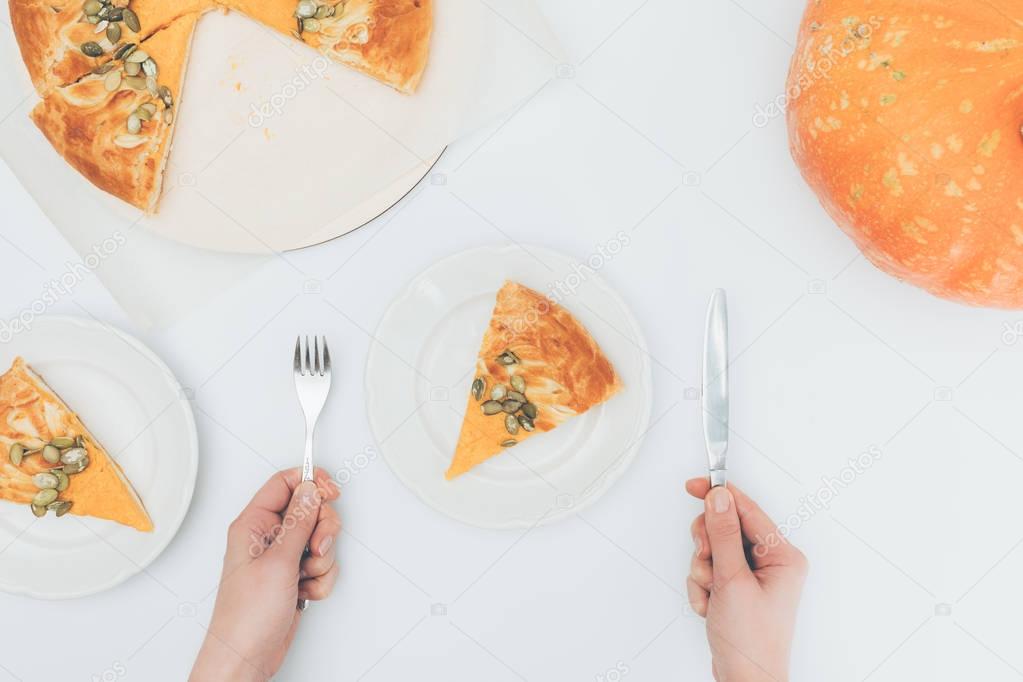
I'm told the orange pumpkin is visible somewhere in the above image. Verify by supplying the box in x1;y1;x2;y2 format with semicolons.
786;0;1023;307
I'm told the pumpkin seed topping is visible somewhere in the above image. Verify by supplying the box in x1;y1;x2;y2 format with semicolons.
122;7;140;32
500;439;518;448
9;443;24;466
125;75;146;89
510;375;525;393
62;456;90;475
142;57;158;77
126;113;141;134
32;489;58;507
496;351;519;365
83;0;103;15
504;413;519;435
33;473;60;490
481;400;503;416
296;0;317;18
490;384;507;401
506;390;526;404
303;18;320;32
93;61;117;75
51;436;76;449
31;504;47;518
471;377;485;401
522;402;538;420
113;42;136;60
125;49;148;63
162;109;174;124
54;469;70;492
517;414;535;431
42;444;61;464
124;60;141;76
81;41;104;57
48;500;73;517
106;22;121;43
501;399;523;413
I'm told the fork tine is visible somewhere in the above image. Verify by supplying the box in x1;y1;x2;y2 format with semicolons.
294;336;301;373
322;337;331;373
313;336;321;375
304;335;312;376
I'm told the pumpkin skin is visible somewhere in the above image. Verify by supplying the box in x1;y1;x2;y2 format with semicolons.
786;0;1023;307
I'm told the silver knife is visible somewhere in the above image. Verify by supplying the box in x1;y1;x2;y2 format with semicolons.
702;289;729;488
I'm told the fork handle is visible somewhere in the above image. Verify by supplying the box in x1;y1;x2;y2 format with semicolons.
301;431;314;483
298;430;314;612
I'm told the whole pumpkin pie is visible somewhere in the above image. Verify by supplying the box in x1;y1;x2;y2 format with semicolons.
10;0;433;211
447;281;622;479
0;357;152;531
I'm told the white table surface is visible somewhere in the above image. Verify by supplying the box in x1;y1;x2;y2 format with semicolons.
2;2;1022;680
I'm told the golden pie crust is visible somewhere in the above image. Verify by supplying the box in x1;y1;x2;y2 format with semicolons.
0;358;153;532
447;281;622;479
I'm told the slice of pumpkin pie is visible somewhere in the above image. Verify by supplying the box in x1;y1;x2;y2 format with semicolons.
29;11;198;212
0;357;152;531
447;281;623;479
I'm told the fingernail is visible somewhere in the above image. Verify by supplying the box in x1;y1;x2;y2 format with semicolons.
693;536;703;556
711;487;730;514
318;535;333;556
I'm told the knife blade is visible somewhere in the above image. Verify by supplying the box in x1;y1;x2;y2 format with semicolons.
702;289;729;488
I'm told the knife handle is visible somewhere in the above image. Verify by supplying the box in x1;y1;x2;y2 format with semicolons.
709;470;727;488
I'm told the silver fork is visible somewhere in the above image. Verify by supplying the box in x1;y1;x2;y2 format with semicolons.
293;335;332;611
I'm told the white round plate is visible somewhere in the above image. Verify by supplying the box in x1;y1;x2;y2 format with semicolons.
366;244;652;529
0;316;198;599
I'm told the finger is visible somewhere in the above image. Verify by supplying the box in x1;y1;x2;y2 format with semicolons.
308;503;342;559
244;468;339;516
272;481;323;561
686;479;798;568
298;562;339;601
690;514;710;560
690;551;713;591
686;576;708;618
704;487;752;586
300;552;335;580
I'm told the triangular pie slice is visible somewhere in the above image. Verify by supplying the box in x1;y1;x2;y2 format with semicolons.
219;0;432;94
0;358;153;531
447;281;623;479
10;0;212;96
29;11;198;212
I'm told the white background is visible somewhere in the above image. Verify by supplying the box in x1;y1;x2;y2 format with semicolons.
2;1;1023;680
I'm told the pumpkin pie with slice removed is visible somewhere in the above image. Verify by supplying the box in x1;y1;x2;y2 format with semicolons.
447;281;623;480
29;11;198;212
0;357;153;531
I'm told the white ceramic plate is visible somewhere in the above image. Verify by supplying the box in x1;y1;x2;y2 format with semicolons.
0;316;198;599
366;245;652;529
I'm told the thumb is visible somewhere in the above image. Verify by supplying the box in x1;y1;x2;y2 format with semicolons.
704;486;752;586
274;481;322;561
